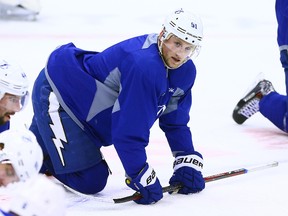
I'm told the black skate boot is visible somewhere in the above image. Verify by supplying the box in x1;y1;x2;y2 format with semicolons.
232;79;275;124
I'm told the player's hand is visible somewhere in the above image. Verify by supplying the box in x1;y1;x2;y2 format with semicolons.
169;151;205;194
125;163;163;204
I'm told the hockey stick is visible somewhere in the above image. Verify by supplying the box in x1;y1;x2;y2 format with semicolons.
113;161;278;203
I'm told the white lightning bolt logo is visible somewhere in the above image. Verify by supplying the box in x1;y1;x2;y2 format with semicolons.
157;105;166;117
48;92;67;166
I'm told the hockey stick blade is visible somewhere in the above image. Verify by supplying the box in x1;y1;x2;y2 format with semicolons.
113;161;278;204
113;184;182;204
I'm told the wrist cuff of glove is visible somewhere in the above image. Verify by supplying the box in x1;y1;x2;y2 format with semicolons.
125;163;157;190
173;152;203;172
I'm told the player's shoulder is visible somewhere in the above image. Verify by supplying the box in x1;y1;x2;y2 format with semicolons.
169;60;197;87
180;59;197;74
123;33;157;43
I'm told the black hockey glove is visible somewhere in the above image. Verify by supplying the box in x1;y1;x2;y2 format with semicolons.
169;151;205;194
125;163;163;204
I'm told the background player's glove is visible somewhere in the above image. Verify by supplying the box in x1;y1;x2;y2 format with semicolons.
169;151;205;194
125;163;163;204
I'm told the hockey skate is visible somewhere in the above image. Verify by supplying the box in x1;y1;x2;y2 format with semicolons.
232;79;275;124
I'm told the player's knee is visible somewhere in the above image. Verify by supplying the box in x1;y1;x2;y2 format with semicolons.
62;160;110;194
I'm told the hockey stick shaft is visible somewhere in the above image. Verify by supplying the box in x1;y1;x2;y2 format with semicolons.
204;161;278;182
113;161;278;203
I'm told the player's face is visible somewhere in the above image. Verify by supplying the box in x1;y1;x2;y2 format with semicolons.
0;163;19;187
0;93;22;125
161;35;196;69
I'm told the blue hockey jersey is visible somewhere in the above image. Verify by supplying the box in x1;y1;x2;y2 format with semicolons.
45;33;197;178
276;0;288;47
0;122;9;133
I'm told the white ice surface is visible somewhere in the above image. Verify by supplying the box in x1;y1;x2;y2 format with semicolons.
1;0;288;215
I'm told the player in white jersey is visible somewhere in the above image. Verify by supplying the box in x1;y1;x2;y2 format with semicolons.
0;59;29;133
0;129;43;187
0;174;66;216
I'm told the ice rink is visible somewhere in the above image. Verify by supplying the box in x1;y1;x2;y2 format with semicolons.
1;0;288;215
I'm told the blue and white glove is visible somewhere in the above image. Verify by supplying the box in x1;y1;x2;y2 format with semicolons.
169;151;205;194
125;163;163;204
